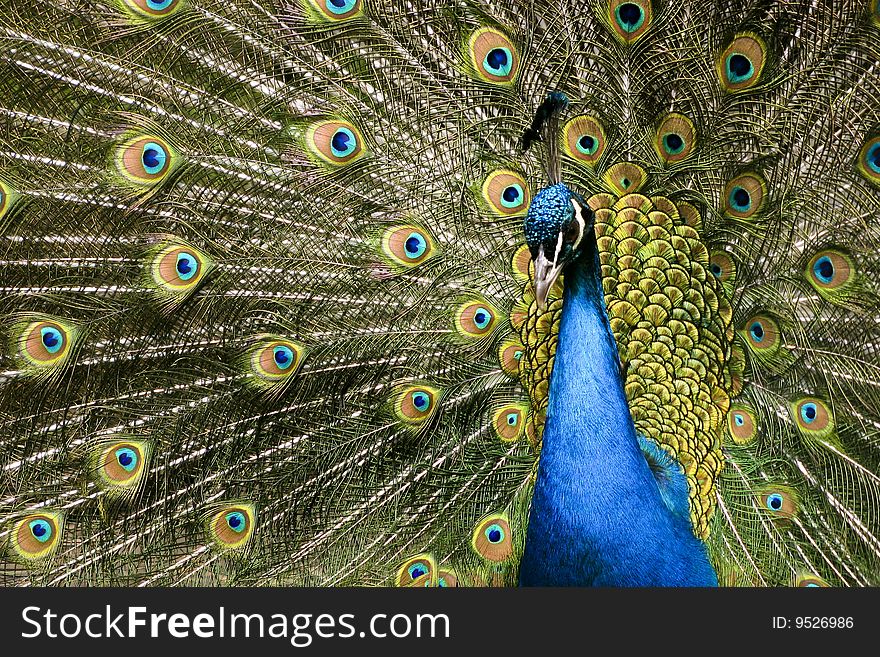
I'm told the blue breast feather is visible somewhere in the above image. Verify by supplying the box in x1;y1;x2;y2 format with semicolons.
519;229;718;587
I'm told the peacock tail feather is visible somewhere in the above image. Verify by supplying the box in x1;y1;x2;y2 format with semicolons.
1;0;878;586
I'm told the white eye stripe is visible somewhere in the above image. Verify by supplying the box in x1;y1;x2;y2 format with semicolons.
553;228;565;264
569;198;585;250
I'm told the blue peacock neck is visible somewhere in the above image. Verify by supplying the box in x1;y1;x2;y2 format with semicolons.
519;228;718;586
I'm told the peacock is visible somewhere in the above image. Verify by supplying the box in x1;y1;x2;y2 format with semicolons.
1;0;879;587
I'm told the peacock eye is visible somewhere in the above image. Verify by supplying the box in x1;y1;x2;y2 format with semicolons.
115;447;138;472
273;345;294;369
492;404;527;441
306;0;361;20
225;511;246;532
141;141;168;174
18;318;76;370
609;0;652;43
749;321;764;342
40;326;64;354
412;392;430;410
208;504;256;551
766;493;784;511
741;315;780;353
719;35;767;92
29;519;53;543
563;115;606;165
866;141;880;174
501;184;524;209
330;127;357;158
175;252;198;281
800;402;817;423
404;232;427;259
246;338;305;393
393;384;440;426
655;113;695;163
121;0;183;19
326;0;357;14
723;173;766;218
663;132;684;154
306;120;365;166
709;251;736;284
812;256;834;283
727;405;758;445
380;225;435;268
485;523;505;543
115;134;176;186
729;186;751;212
151;242;210;298
468;28;519;84
484;47;513;76
407;563;427;579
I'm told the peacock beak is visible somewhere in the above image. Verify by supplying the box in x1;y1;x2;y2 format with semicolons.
532;243;564;312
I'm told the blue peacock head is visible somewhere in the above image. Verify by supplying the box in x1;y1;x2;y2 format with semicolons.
524;183;594;309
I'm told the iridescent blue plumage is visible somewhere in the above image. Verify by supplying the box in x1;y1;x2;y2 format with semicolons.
519;184;717;586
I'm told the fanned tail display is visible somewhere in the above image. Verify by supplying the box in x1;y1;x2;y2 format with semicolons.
1;0;878;586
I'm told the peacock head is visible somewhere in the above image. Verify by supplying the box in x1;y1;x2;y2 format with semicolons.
524;182;594;309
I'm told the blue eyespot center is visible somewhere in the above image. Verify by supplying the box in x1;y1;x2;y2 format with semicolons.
484;48;512;76
663;133;684;154
330;128;357;158
473;307;492;330
727;53;753;82
225;511;246;532
506;412;519;426
175;252;198;280
577;134;597;155
40;327;63;354
616;3;644;32
734;413;745;427
407;564;427;580
730;187;751;211
326;0;356;13
710;263;723;277
800;402;817;423
766;493;784;511
412;392;430;411
867;143;880;173
749;321;765;342
146;0;174;10
813;256;834;283
141;142;168;175
404;232;427;259
513;350;523;360
485;523;504;544
500;184;524;209
29;519;52;543
273;345;294;370
115;447;138;472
